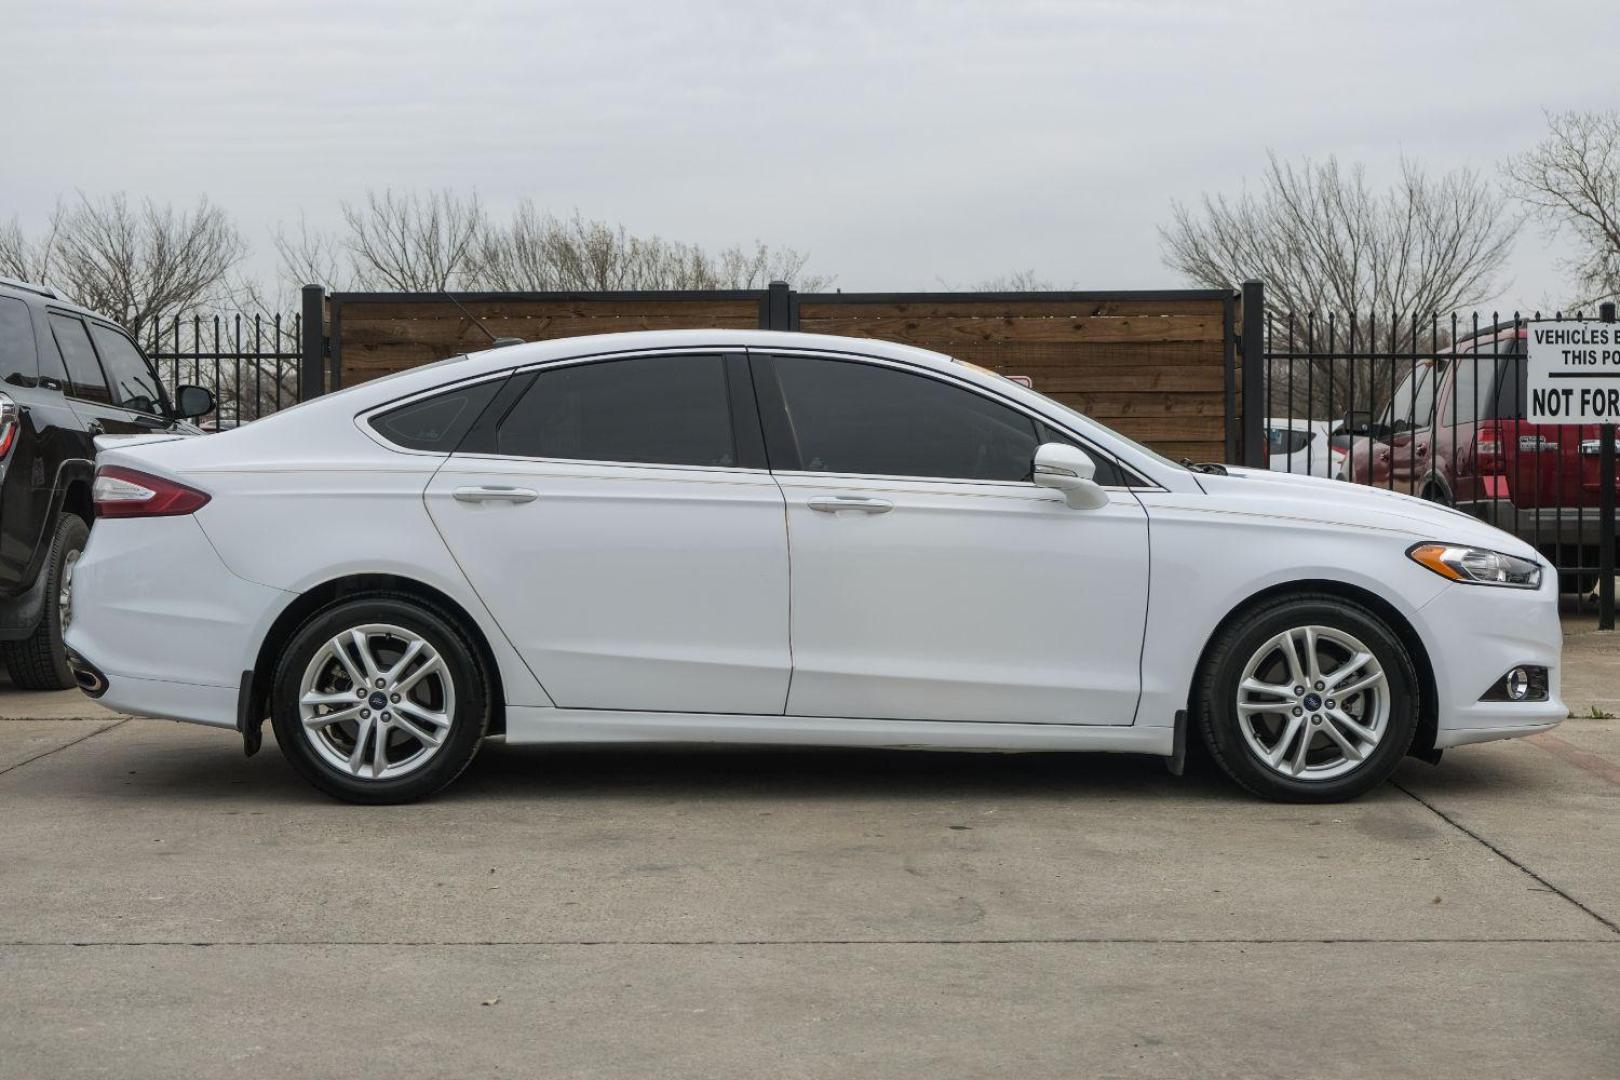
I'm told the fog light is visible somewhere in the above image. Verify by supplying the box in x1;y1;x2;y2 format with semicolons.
1505;667;1532;701
1481;666;1549;702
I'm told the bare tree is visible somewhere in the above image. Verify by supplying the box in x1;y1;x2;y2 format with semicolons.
1504;109;1620;308
1161;153;1520;418
273;212;349;296
340;188;486;291
470;204;830;291
1162;152;1517;321
0;194;246;342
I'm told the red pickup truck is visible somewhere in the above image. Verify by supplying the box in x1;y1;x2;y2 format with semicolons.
1345;322;1618;568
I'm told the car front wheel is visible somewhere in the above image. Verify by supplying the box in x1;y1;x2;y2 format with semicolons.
1195;593;1419;802
269;595;491;804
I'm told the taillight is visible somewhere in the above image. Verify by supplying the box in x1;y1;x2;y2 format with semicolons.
1475;422;1503;475
0;393;19;458
92;466;210;519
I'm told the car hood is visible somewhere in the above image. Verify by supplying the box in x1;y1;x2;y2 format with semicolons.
1192;467;1539;559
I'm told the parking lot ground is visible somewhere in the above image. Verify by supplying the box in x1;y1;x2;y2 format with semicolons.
2;625;1617;1079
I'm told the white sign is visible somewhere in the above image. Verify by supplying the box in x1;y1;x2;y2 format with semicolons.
1526;321;1620;424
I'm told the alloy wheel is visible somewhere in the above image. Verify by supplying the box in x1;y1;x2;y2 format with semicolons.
1234;625;1389;781
59;549;81;632
298;623;456;781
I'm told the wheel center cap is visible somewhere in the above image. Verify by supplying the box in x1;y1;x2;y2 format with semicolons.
1302;692;1323;711
368;691;389;711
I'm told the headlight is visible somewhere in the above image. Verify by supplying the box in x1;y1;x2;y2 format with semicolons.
1407;543;1543;589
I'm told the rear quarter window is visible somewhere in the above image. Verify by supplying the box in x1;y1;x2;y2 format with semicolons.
370;379;504;452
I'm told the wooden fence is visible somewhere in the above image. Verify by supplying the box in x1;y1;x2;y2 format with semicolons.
327;287;1238;463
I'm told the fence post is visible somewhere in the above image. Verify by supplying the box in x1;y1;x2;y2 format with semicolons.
299;284;325;401
761;280;798;331
1222;291;1238;463
1240;280;1265;467
1599;300;1616;630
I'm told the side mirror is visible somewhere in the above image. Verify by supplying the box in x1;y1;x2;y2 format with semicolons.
174;384;215;420
1032;442;1109;510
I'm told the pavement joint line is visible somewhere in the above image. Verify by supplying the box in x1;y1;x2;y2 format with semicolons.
4;937;1619;948
1392;779;1620;937
0;718;128;779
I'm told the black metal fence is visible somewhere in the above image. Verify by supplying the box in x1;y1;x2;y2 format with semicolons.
1260;302;1617;621
145;311;303;430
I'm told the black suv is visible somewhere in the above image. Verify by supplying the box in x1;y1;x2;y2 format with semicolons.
0;277;212;689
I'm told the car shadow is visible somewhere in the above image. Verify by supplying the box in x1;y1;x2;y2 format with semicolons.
61;723;1554;808
450;740;1245;805
64;725;1267;807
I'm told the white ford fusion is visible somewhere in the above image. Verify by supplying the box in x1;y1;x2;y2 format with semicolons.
66;330;1564;804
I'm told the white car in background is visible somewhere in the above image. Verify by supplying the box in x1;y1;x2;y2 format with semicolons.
1266;417;1346;479
65;331;1563;805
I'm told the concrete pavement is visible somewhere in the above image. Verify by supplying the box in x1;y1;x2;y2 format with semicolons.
1;627;1616;1079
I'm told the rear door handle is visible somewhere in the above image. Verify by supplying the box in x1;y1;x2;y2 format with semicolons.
453;485;539;504
807;495;893;514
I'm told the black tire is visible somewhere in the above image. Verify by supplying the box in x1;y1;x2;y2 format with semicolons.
4;513;90;691
1195;593;1418;803
269;594;491;804
1420;481;1451;507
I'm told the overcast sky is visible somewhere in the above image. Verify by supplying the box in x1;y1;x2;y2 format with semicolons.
5;0;1618;310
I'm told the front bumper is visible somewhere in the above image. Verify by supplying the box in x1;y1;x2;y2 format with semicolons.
1414;573;1566;749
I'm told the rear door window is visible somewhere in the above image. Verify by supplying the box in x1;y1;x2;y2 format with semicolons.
494;355;738;468
48;314;112;405
88;323;166;415
0;297;37;388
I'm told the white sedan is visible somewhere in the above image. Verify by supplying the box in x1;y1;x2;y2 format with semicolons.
1265;417;1345;479
65;331;1564;804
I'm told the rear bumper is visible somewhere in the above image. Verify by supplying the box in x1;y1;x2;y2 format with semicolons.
75;670;240;729
63;515;290;727
1457;499;1614;549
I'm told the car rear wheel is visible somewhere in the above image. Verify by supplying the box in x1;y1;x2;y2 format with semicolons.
4;513;89;691
269;595;491;804
1195;593;1418;802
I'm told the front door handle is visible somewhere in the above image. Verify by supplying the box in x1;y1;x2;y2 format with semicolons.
453;485;539;504
807;495;893;515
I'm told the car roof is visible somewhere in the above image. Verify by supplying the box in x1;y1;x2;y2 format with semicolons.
339;329;968;403
0;276;117;324
464;328;960;372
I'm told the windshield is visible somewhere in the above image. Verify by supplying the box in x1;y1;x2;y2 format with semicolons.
950;360;1192;473
1036;393;1191;473
1380;360;1435;432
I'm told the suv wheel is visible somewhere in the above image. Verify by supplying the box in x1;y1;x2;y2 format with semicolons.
1195;593;1418;802
5;513;90;690
269;595;491;804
